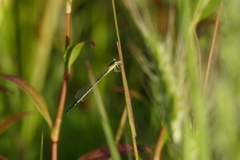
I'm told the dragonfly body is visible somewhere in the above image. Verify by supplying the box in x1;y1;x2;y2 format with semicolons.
66;58;121;113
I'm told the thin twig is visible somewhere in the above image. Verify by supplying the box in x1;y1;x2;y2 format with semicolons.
204;3;223;92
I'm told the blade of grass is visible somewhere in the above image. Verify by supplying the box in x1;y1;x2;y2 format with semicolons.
115;107;128;143
183;0;211;159
153;125;167;160
111;0;139;159
114;88;147;144
203;3;223;92
117;42;139;160
85;61;121;160
40;132;44;160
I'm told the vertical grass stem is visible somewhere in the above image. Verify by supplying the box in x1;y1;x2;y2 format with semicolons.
111;0;139;158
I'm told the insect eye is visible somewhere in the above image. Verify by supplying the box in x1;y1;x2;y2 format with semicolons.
113;58;119;62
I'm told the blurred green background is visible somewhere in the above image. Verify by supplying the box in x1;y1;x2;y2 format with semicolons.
1;0;240;160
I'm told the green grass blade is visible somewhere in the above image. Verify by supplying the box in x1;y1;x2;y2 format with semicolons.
111;0;139;159
85;61;121;160
40;132;44;160
199;0;222;21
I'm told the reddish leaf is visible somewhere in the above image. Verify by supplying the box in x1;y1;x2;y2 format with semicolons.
78;144;152;160
0;155;8;160
0;112;33;134
0;74;52;128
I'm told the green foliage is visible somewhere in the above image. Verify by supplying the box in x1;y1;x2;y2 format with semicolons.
63;40;96;71
198;0;222;21
0;0;240;160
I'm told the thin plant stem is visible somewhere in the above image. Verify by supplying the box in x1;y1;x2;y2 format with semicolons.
51;1;72;160
65;13;71;47
51;48;69;160
65;0;72;48
111;0;139;158
204;3;223;92
153;125;167;160
117;42;139;159
52;142;57;160
115;107;128;143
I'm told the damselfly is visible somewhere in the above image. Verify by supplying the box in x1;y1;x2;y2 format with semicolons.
66;58;121;113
